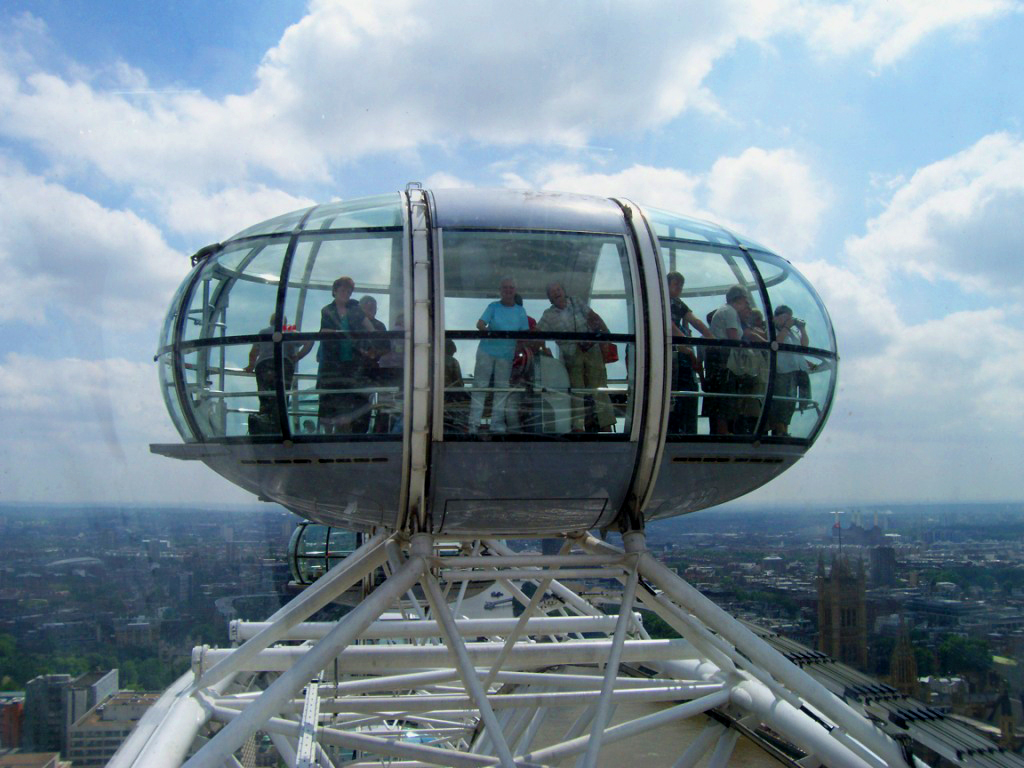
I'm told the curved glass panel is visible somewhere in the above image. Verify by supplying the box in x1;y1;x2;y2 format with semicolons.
770;352;836;440
228;207;311;241
289;524;359;584
159;262;197;351
184;342;274;439
301;194;402;231
284;230;404;436
642;206;737;245
182;240;289;345
294;523;328;584
748;250;836;355
441;229;635;436
158;265;199;440
656;238;766;438
158;351;190;440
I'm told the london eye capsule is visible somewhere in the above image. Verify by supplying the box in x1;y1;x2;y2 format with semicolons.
152;187;837;535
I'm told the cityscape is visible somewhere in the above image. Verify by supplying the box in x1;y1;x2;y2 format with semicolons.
2;501;1023;765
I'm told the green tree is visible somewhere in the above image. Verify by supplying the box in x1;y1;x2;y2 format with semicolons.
938;635;990;677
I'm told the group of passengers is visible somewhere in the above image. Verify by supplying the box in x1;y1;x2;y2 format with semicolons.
316;276;404;434
672;277;810;437
248;272;810;437
468;276;615;434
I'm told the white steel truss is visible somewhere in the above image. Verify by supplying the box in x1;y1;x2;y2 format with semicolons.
109;530;917;768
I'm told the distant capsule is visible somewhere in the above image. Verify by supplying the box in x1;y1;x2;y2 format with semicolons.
152;188;837;535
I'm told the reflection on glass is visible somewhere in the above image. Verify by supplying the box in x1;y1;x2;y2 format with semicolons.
229;208;311;240
778;353;834;440
290;525;359;585
284;232;404;436
243;318;314;436
184;343;266;439
182;241;290;344
442;229;634;437
643;206;738;245
690;271;763;437
726;307;770;435
302;194;402;230
750;251;835;355
158;353;190;440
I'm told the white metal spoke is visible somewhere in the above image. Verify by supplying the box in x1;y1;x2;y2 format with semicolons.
184;550;426;768
707;729;740;768
295;677;322;768
581;562;639;767
194;530;390;691
115;528;920;768
421;566;517;768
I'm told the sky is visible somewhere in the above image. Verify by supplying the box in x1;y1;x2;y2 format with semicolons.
0;0;1022;508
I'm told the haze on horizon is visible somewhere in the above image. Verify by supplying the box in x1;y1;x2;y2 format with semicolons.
0;0;1022;508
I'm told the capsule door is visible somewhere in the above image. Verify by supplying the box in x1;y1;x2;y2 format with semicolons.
425;190;643;535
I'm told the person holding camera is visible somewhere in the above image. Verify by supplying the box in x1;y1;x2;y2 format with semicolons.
770;305;809;436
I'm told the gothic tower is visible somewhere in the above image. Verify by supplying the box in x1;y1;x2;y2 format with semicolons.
889;621;918;697
817;553;868;669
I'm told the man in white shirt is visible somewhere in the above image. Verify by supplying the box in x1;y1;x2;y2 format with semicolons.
535;282;615;432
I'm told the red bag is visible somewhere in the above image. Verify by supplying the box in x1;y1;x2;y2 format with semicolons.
601;343;619;364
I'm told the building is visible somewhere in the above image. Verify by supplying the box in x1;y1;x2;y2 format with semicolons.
63;670;119;752
66;692;158;768
816;553;868;669
870;546;898;587
889;623;919;698
20;670;118;756
0;694;23;748
22;675;71;753
114;618;160;648
0;754;67;768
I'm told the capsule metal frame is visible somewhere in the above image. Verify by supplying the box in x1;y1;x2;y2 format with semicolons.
152;188;838;535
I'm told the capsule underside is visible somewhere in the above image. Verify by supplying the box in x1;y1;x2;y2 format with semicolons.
152;189;837;534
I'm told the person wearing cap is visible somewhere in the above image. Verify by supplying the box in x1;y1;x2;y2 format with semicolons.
770;304;809;436
705;285;754;435
666;272;713;434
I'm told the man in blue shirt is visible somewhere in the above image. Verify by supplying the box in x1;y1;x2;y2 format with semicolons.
469;276;529;433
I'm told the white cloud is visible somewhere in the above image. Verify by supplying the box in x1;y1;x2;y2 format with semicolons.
423;171;474;189
155;185;315;242
533;163;703;217
845;132;1024;295
705;147;831;257
0;162;186;327
4;0;1009;201
842;307;1024;436
0;353;249;503
749;299;1024;504
795;260;897;358
521;148;829;257
798;0;1021;69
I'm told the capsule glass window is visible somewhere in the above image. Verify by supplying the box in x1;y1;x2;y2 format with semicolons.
182;342;265;439
282;229;404;437
182;240;289;344
747;250;836;356
158;351;190;440
769;351;836;440
441;229;635;437
654;238;766;438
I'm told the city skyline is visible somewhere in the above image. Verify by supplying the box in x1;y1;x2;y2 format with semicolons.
1;1;1023;506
